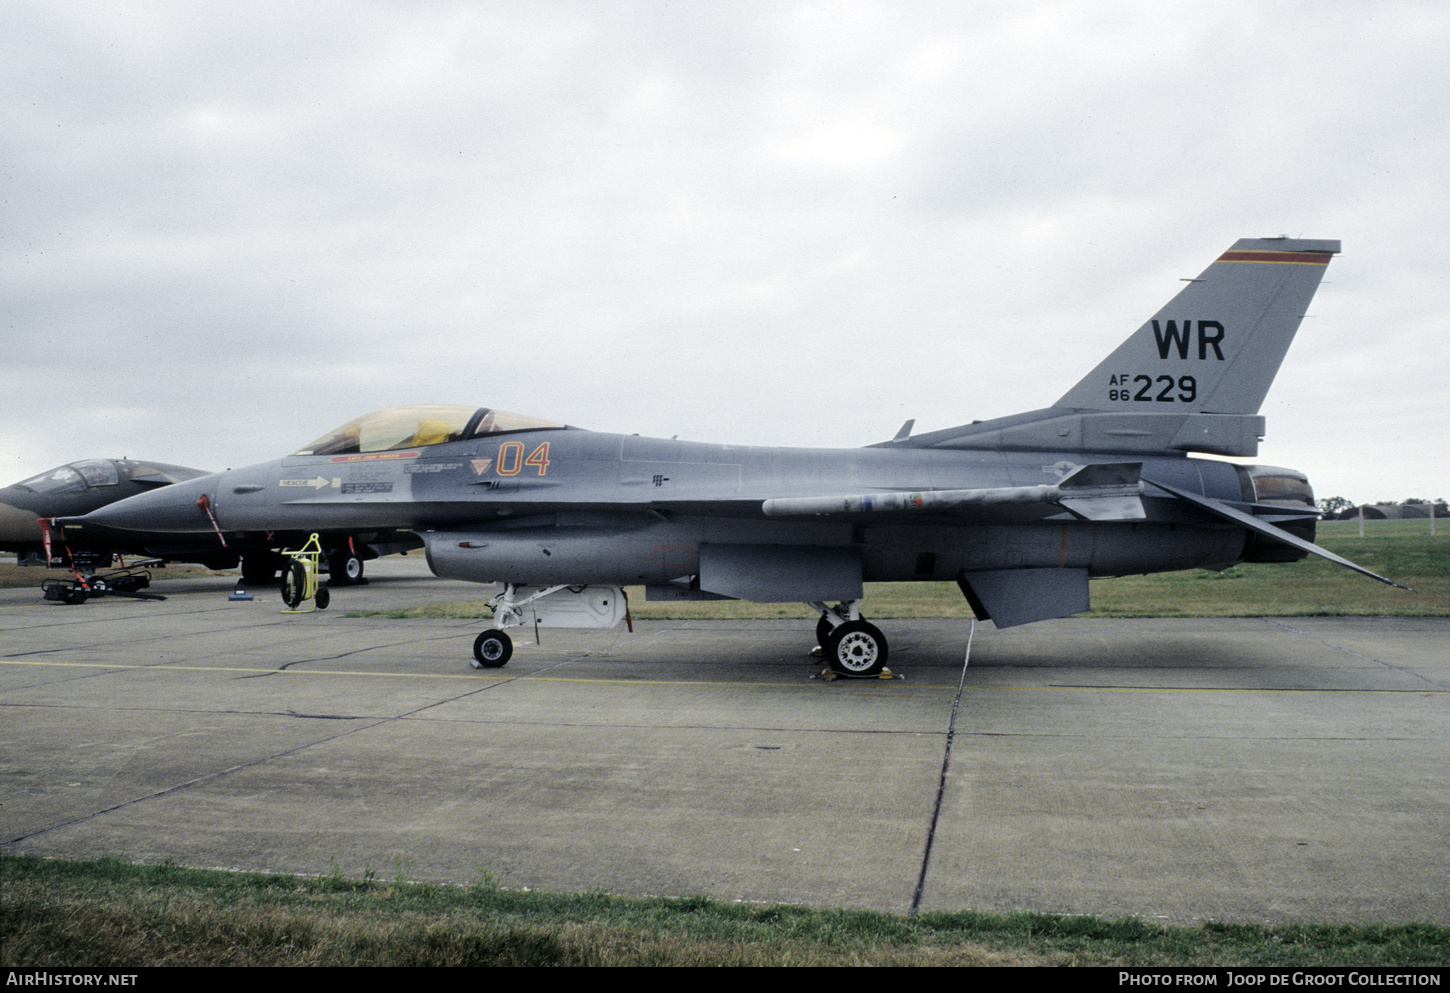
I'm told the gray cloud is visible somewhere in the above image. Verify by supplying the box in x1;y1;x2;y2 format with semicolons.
2;0;1445;504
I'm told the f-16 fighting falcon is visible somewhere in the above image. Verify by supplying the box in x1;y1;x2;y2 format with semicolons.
66;237;1402;676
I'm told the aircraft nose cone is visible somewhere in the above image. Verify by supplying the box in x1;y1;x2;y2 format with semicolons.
74;473;223;534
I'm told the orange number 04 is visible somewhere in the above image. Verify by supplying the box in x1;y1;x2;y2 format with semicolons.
496;442;551;476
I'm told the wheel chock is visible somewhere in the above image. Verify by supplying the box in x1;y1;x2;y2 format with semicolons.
818;667;897;681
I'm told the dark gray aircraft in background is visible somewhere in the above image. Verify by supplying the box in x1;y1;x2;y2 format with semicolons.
5;459;415;585
68;237;1402;675
0;459;222;571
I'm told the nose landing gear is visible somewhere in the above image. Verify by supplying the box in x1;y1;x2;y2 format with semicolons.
471;629;513;668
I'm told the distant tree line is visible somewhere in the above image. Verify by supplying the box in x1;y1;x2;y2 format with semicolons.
1317;496;1447;519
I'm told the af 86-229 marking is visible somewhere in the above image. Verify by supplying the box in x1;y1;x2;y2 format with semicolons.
1107;374;1197;403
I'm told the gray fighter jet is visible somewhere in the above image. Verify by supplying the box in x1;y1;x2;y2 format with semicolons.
69;237;1402;675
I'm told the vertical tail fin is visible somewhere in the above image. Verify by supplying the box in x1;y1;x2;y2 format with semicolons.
1055;237;1339;415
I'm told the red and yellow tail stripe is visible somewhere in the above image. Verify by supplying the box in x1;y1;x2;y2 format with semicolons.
1216;250;1332;265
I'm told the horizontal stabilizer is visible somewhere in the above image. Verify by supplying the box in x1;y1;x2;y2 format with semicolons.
761;462;1144;522
1147;479;1410;590
1055;462;1146;521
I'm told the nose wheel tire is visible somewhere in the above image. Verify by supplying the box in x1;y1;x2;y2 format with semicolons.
824;620;888;677
472;629;513;669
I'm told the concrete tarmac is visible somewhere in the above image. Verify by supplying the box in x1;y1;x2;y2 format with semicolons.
2;556;1446;925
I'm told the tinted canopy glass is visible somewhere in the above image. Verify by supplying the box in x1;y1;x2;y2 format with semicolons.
294;405;565;456
16;460;120;493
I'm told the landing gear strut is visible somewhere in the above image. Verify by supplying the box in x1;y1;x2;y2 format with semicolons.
466;583;553;670
466;583;559;670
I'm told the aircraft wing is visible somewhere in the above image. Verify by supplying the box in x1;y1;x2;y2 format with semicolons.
1145;478;1410;589
760;462;1146;522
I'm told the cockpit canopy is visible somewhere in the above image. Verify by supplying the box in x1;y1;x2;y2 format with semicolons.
13;459;207;493
293;405;567;457
17;460;121;493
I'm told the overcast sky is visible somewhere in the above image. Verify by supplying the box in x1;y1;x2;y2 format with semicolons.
3;1;1446;503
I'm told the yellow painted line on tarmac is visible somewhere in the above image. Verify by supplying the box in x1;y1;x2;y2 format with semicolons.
1;659;488;680
0;658;882;691
1;658;1442;694
0;658;939;692
1035;683;1448;695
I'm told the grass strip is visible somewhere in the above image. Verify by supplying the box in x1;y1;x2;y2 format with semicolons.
3;853;1447;967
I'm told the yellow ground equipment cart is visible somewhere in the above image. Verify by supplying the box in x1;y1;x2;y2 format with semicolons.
280;533;330;612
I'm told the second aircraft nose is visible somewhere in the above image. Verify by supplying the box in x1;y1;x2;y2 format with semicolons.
0;499;44;544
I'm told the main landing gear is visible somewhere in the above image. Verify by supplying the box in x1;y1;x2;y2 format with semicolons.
810;600;890;678
327;547;366;586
